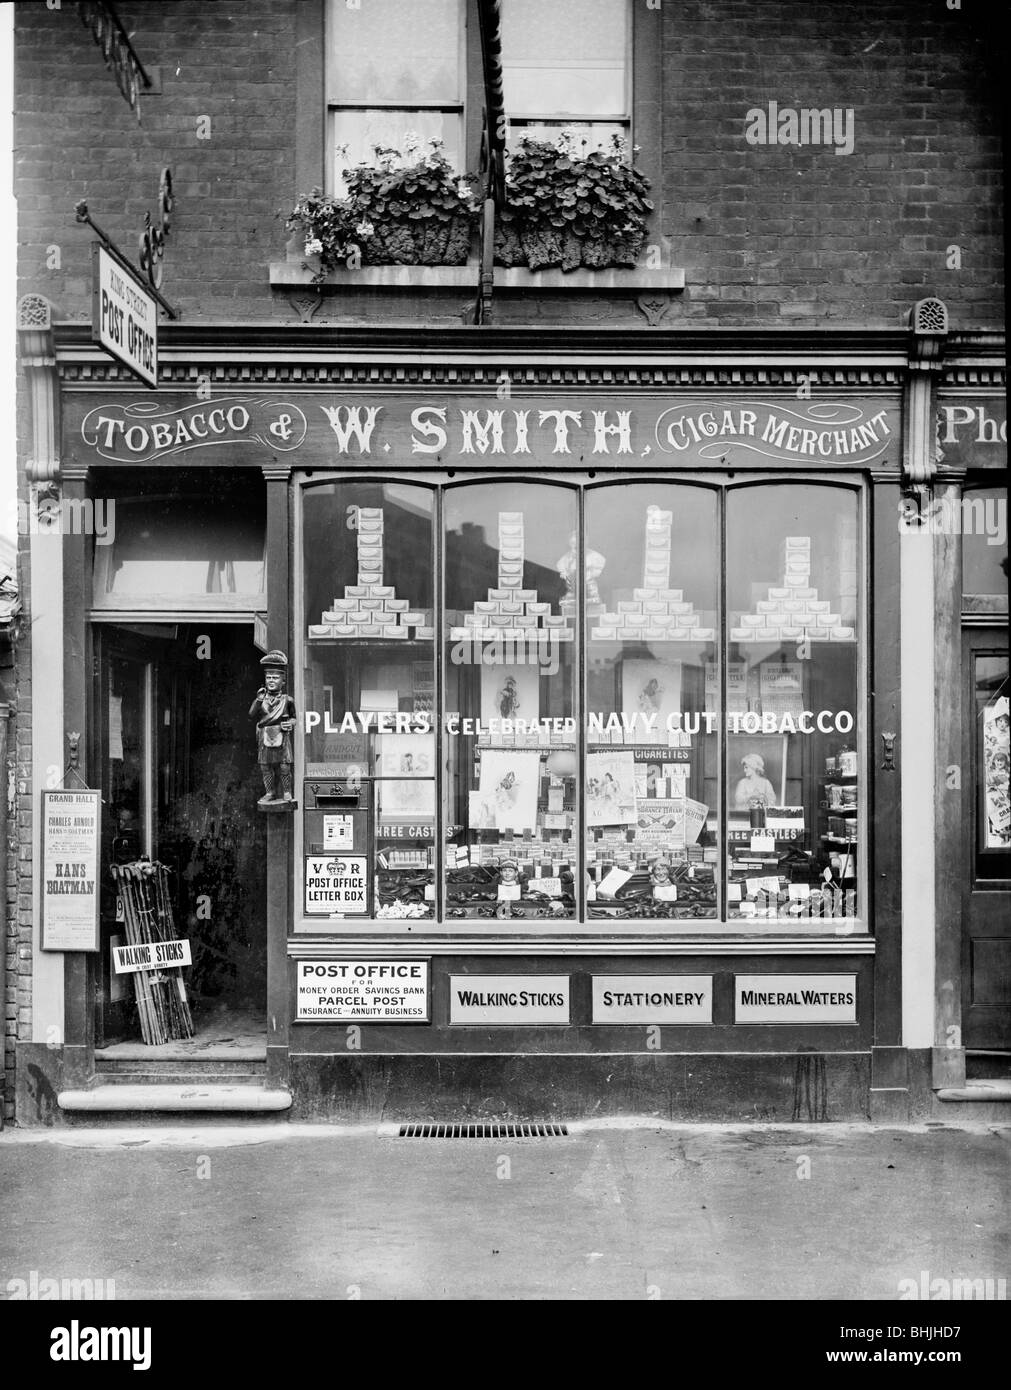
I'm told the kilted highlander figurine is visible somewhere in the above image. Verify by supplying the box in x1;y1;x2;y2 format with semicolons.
250;650;296;806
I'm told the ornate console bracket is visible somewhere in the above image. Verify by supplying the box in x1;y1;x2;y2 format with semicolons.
17;294;61;485
903;297;949;497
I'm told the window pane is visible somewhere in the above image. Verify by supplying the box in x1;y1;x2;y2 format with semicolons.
962;487;1009;600
302;482;436;922
585;486;720;922
331;110;461;194
502;0;626;117
97;498;265;600
726;486;861;927
444;483;578;921
506;120;627;154
327;0;460;104
977;657;1010;856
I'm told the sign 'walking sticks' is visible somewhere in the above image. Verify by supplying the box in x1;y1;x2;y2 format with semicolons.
111;861;194;1045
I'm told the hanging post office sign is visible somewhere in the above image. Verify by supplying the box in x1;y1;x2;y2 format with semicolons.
92;244;159;389
41;790;101;952
296;960;430;1022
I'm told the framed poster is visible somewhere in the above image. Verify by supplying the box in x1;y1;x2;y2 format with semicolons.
728;734;788;811
41;790;101;951
480;663;540;724
476;748;541;832
375;733;436;819
621;658;682;732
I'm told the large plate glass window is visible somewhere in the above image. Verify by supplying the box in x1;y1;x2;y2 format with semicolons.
327;0;464;193
726;484;861;928
585;484;720;921
303;482;436;922
444;482;578;920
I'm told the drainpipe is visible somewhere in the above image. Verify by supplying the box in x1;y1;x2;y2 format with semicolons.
0;701;9;1132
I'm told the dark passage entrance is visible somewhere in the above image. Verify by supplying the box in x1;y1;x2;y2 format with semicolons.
93;623;267;1056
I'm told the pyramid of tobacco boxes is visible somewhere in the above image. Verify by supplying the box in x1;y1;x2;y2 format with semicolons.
729;535;855;643
590;506;714;642
448;511;574;642
308;507;433;640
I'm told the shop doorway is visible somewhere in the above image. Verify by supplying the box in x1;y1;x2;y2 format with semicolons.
92;623;267;1057
962;629;1010;1053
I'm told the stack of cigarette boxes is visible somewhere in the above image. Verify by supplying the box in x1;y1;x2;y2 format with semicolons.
729;536;855;643
591;507;714;642
448;510;575;643
307;506;433;640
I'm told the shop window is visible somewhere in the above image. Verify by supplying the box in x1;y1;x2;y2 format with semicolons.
297;477;865;933
961;484;1009;609
303;481;437;919
501;0;630;151
92;496;266;613
326;0;465;193
444;481;578;919
585;485;718;921
725;485;861;926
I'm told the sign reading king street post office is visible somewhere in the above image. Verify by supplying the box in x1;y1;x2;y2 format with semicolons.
296;960;430;1022
92;244;158;389
41;790;101;952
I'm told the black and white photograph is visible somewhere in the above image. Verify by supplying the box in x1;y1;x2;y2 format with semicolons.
0;0;1007;1353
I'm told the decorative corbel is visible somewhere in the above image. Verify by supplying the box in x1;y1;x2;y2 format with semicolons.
902;297;949;497
17;294;61;485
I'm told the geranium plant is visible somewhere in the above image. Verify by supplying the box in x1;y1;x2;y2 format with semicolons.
287;137;480;278
496;132;653;271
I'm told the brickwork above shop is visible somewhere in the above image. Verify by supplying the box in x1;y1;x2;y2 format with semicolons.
13;1;1003;331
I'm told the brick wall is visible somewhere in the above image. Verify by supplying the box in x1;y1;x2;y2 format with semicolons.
14;0;1003;332
15;0;297;323
661;0;1004;328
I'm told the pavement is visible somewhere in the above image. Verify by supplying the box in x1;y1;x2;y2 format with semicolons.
0;1120;1008;1301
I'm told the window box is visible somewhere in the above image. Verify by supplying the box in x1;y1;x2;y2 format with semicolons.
269;262;684;293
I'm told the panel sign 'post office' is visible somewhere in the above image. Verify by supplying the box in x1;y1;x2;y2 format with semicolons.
92;244;158;389
41;791;101;952
296;961;430;1022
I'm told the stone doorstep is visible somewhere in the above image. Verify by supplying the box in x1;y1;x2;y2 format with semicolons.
58;1084;292;1113
935;1080;1011;1103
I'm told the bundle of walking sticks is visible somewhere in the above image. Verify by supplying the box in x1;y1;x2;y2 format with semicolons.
110;860;194;1046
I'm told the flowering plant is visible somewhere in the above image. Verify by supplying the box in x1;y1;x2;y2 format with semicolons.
287;139;480;277
495;132;653;271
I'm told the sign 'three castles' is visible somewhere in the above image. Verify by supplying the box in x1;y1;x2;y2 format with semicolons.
74;396;901;469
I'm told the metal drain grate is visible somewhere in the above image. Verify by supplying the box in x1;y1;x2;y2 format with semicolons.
398;1122;568;1139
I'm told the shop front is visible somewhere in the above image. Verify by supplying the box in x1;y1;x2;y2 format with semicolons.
30;335;921;1124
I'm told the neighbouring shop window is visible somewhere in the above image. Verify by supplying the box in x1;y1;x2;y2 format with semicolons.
501;0;629;151
297;477;865;932
326;0;464;193
976;656;1010;857
93;496;266;610
961;485;1009;604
